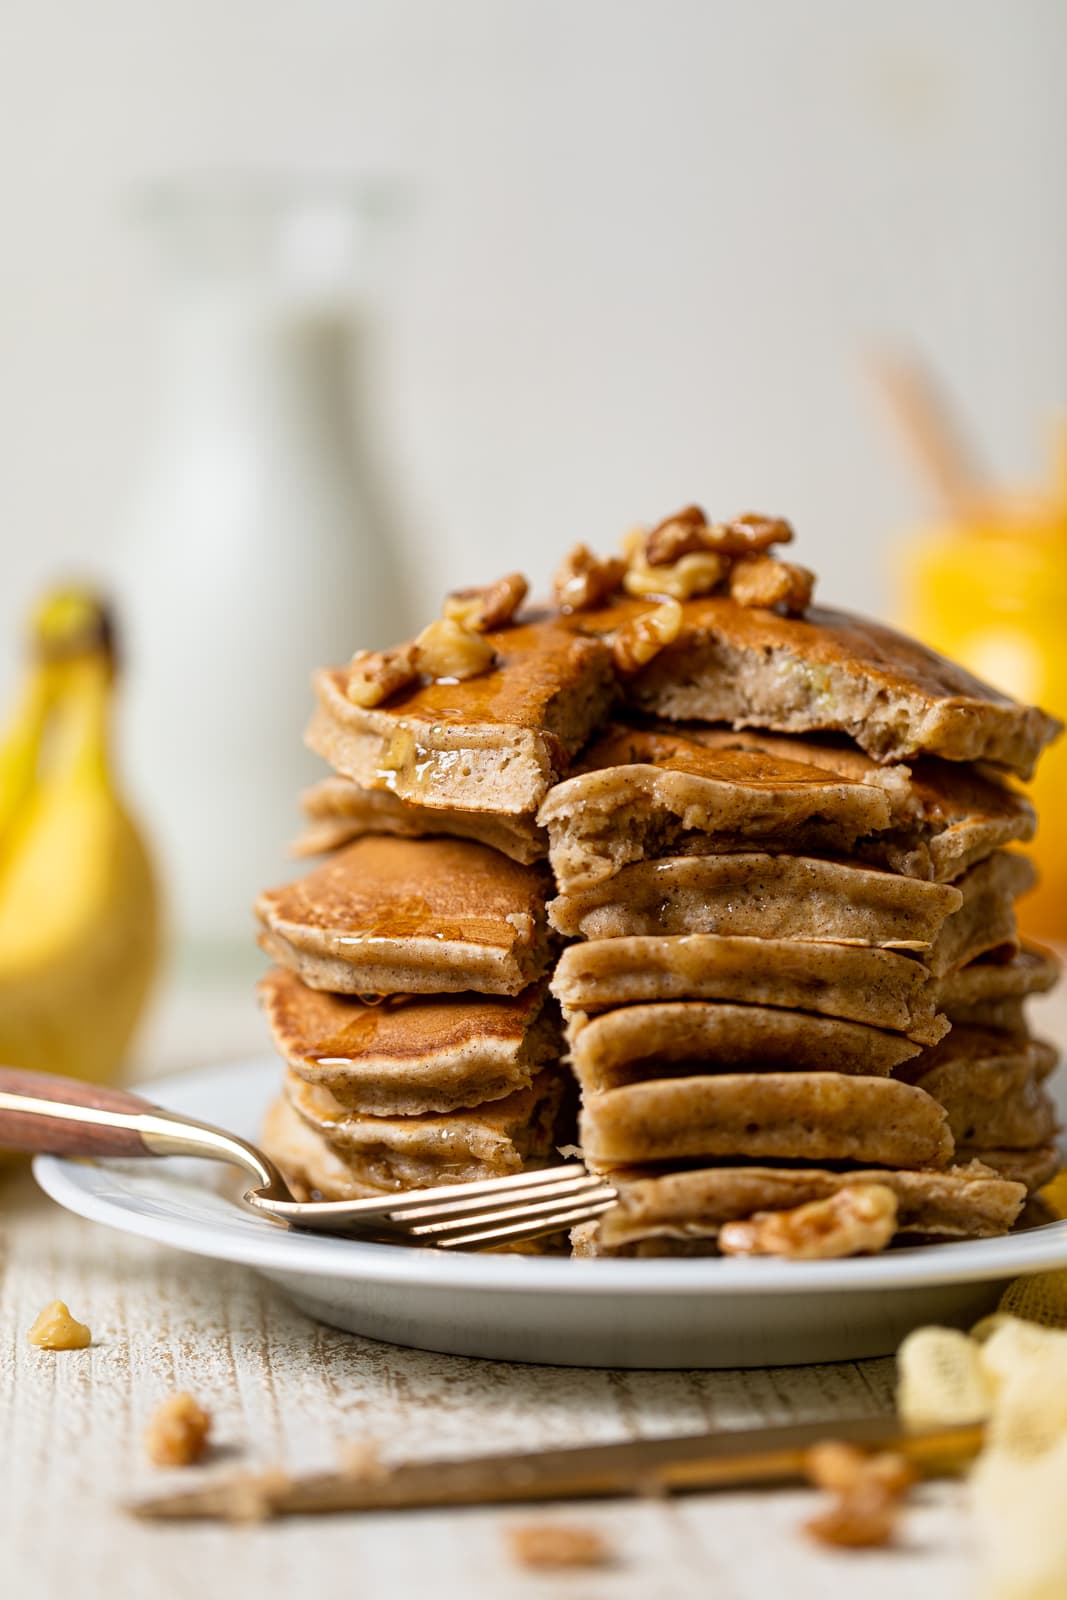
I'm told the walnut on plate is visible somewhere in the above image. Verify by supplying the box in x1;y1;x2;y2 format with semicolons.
718;1183;898;1261
553;544;627;613
444;571;528;632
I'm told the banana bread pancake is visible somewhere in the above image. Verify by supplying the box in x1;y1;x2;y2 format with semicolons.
549;853;962;951
677;725;1037;882
552;934;948;1042
569;595;1061;777
295;776;547;864
900;1026;1059;1150
937;943;1060;1023
537;725;893;892
306;614;616;816
576;1161;1027;1252
283;1067;565;1190
569;1002;921;1094
256;836;552;997
579;1072;954;1169
957;1145;1060;1191
260;967;560;1115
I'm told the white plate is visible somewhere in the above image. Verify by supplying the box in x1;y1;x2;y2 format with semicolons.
33;1055;1067;1369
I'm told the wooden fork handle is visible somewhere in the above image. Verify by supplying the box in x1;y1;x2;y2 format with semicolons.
0;1066;160;1158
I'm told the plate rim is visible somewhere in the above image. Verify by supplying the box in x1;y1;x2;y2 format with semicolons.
32;1053;1067;1298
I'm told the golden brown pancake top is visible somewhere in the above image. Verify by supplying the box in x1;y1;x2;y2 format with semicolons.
258;835;548;951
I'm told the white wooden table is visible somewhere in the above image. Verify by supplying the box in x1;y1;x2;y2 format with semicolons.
4;972;1064;1599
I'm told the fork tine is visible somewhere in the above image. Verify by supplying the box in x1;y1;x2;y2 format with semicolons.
406;1186;618;1244
354;1162;593;1220
435;1197;618;1251
394;1172;608;1224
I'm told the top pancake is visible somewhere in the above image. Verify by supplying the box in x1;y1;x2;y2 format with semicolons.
306;613;616;816
569;595;1061;778
256;835;552;997
537;724;893;892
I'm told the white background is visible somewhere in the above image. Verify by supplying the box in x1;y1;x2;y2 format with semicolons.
0;0;1063;672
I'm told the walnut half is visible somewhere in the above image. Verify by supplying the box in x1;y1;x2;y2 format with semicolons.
718;1183;898;1260
444;571;528;632
414;617;496;680
611;597;683;674
553;544;627;613
727;554;815;614
346;643;420;708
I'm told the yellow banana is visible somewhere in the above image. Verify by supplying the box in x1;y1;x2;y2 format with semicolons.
0;590;160;1084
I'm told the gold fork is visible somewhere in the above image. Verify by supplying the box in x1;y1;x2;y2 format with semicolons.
0;1066;617;1249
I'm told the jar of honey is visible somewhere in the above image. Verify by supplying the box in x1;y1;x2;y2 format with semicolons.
895;501;1067;939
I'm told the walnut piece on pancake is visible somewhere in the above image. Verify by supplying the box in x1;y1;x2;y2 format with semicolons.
507;1523;613;1570
803;1442;916;1549
444;571;528;632
728;553;815;614
623;547;728;601
27;1299;91;1350
710;510;795;555
553;543;627;612
643;504;711;566
413;617;497;681
346;642;420;708
611;598;683;674
718;1183;899;1260
145;1393;212;1467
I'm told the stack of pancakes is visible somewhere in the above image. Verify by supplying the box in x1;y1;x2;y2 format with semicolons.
255;517;1063;1258
254;618;617;1203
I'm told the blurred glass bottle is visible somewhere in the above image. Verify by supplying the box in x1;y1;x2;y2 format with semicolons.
896;495;1067;939
115;179;411;968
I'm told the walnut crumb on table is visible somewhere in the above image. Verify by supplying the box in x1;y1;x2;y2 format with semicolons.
145;1393;212;1467
27;1300;91;1350
506;1523;614;1570
802;1441;917;1549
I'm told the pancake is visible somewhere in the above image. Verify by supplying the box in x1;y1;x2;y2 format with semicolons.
938;943;1060;1023
569;1002;921;1094
922;850;1032;975
578;1072;954;1169
549;853;962;949
256;836;552;997
537;724;893;892
675;726;1037;882
283;1067;565;1190
901;1027;1059;1150
260;968;561;1115
294;776;547;863
958;1145;1061;1192
552;934;948;1042
575;1161;1027;1252
569;594;1061;777
306;613;616;816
